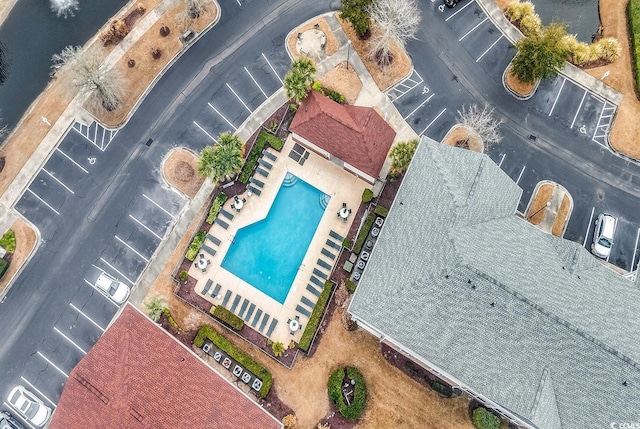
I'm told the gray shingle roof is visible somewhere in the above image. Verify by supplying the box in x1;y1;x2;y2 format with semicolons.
349;137;640;428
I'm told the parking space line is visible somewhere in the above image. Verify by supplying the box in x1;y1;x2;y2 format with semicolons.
26;188;60;215
632;228;640;272
42;168;74;194
592;104;609;140
570;89;588;128
244;66;268;98
72;125;98;146
143;194;175;219
403;96;432;120
37;351;68;377
19;377;56;407
583;207;595;247
262;53;283;84
459;17;488;41
53;327;87;355
56;148;89;174
193;120;218;143
129;214;163;240
419;108;447;136
115;235;150;262
548;78;566;116
225;83;252;113
208;102;238;131
69;303;105;332
98;258;135;286
476;35;503;62
498;153;506;167
515;165;526;184
445;0;474;21
83;278;120;308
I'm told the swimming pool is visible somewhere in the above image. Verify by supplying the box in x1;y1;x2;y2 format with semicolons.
221;173;329;303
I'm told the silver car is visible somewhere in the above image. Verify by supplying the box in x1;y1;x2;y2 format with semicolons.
7;386;51;427
95;271;130;304
591;213;616;259
0;411;24;429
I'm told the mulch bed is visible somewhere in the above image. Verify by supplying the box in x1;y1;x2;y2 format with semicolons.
124;6;146;28
159;313;199;345
175;269;211;314
317;401;357;429
260;385;294;421
377;173;404;209
235;323;298;368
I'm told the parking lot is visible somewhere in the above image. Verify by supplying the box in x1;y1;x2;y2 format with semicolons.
388;0;640;273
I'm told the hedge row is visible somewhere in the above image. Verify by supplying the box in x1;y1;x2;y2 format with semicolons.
163;308;180;330
185;230;206;261
210;305;244;331
206;192;228;224
194;325;273;398
238;131;283;184
353;212;375;254
0;258;8;280
630;0;640;96
374;205;388;217
327;366;367;420
298;281;333;352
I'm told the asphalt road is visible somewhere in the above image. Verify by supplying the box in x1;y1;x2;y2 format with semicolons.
1;0;639;423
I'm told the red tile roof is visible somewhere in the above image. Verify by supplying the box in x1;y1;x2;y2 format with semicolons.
50;305;282;429
290;91;396;179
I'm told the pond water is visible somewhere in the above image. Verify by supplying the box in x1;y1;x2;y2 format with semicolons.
0;0;128;132
530;0;600;43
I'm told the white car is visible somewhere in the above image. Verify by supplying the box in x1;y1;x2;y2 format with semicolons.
95;272;130;304
7;386;51;427
591;213;616;259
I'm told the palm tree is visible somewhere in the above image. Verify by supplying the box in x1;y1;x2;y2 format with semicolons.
145;296;167;322
284;58;316;104
272;341;285;357
389;139;418;176
198;132;244;183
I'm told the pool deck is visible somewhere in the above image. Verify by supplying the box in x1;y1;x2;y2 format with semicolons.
188;135;369;344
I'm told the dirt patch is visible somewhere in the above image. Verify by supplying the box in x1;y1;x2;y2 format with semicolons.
528;183;553;225
163;148;204;199
551;194;570;236
505;67;536;96
318;61;363;104
0;218;37;296
287;17;340;61
336;14;412;92
443;126;484;152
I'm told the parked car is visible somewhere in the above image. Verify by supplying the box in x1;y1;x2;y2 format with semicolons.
444;0;462;7
95;271;130;304
7;386;51;427
591;213;616;259
0;411;24;429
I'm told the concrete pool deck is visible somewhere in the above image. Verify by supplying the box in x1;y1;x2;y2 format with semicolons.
188;135;368;344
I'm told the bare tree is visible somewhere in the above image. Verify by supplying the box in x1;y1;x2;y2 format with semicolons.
51;46;125;112
50;0;79;19
368;0;421;68
456;104;504;152
176;0;216;31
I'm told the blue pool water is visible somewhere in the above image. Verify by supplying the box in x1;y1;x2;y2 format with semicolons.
221;173;329;303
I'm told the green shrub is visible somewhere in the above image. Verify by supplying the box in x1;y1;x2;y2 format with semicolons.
327;366;367;420
430;381;447;395
185;230;206;261
354;213;375;254
630;0;640;96
211;305;245;331
344;279;357;294
342;238;352;248
194;325;273;398
0;258;9;280
374;205;389;217
361;188;374;203
0;231;16;253
326;88;345;104
163;308;180;330
298;281;333;352
472;407;500;429
238;131;284;183
206;192;228;224
312;81;324;93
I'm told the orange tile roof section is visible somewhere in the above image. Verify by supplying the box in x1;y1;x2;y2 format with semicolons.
290;91;396;179
50;305;282;429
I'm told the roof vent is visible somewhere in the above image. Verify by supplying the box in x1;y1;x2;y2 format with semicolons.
467;279;472;284
623;381;628;386
490;302;495;307
471;285;476;289
577;275;581;280
444;275;449;279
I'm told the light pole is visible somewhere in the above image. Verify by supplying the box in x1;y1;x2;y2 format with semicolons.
528;201;551;220
346;40;351;70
